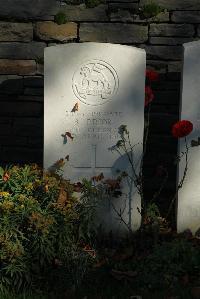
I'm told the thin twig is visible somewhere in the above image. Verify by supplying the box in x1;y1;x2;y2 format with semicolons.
111;201;132;233
166;137;189;220
150;168;169;203
137;102;152;212
178;137;189;189
121;142;141;196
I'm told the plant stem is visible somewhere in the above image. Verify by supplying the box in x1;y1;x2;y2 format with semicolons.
110;202;132;233
150;168;169;203
139;102;152;215
178;137;189;189
165;136;189;220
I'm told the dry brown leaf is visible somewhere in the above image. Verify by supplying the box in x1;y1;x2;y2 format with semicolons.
93;259;107;268
111;269;137;281
191;286;200;299
104;178;120;190
65;132;74;140
71;102;79;112
91;172;104;182
3;172;10;182
57;188;69;205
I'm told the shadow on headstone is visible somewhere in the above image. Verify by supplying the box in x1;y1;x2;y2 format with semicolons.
177;40;200;235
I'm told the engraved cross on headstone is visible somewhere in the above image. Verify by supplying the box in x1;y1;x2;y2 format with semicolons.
74;144;112;179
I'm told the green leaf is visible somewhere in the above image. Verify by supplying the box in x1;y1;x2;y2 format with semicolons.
0;167;4;176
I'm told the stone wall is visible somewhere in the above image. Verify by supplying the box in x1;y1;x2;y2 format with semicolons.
0;0;199;217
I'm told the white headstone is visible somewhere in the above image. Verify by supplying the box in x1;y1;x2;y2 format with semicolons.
44;42;146;236
177;40;200;234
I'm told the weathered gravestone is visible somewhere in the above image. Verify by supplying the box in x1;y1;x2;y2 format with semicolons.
44;42;146;236
177;40;200;235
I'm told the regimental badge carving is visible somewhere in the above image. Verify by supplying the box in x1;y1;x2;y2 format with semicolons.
72;59;119;106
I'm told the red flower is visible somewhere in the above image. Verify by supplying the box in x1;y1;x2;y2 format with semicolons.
146;69;159;82
172;120;193;138
145;86;154;107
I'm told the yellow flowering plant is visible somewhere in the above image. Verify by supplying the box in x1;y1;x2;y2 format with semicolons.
0;164;96;296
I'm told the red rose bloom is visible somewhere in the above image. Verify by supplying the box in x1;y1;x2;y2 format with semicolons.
146;69;159;82
145;85;154;107
172;120;193;138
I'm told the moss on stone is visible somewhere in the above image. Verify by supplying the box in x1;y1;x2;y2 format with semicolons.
35;56;44;65
141;1;163;19
54;11;67;25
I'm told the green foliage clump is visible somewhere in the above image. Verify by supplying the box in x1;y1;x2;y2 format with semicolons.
54;11;67;25
141;1;163;18
73;237;200;298
35;56;44;65
134;239;200;291
0;164;97;296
